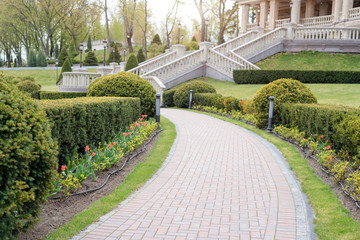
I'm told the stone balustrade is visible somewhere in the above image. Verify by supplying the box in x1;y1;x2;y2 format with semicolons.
276;18;290;28
207;49;247;78
213;31;258;56
233;28;287;59
300;15;334;27
143;49;205;84
142;76;166;104
349;7;360;19
58;72;101;91
229;52;260;70
128;51;177;75
293;27;360;40
246;23;257;29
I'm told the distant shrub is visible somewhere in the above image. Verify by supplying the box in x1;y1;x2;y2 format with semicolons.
36;50;47;67
87;36;92;51
58;58;72;83
84;51;98;66
40;92;87;99
28;49;37;67
192;36;197;42
223;96;240;112
107;47;121;64
69;43;78;58
137;48;146;63
151;34;162;45
16;80;41;98
125;54;138;71
173;80;216;108
185;41;199;51
87;71;156;116
193;93;224;109
58;48;69;66
253;78;317;128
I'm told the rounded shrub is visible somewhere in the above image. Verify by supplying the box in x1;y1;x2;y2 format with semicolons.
185;41;199;51
151;34;162;45
0;78;58;239
193;93;224;109
336;114;360;158
253;78;317;128
57;48;69;66
83;51;98;66
173;80;216;108
87;71;156;116
16;80;41;98
125;54;138;71
223;96;240;112
163;88;177;107
106;47;121;64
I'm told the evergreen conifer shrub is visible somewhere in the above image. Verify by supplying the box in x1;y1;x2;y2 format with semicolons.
54;44;59;58
16;80;41;97
58;58;72;83
84;51;98;66
58;48;69;66
125;54;138;71
36;50;47;67
87;36;92;52
137;48;146;63
69;43;77;58
151;34;162;45
28;50;37;67
106;47;121;64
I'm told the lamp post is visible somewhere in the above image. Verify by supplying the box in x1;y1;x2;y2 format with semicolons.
205;19;209;42
55;58;59;83
178;22;181;44
103;40;107;66
113;47;115;63
79;43;83;68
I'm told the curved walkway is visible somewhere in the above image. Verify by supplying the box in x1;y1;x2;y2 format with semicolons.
74;109;314;240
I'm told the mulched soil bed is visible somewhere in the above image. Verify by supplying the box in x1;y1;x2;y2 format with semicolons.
19;132;161;240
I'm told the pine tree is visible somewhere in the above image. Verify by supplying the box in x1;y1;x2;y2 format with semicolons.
14;58;17;67
28;50;37;67
87;36;92;52
106;47;121;64
136;48;146;63
69;43;77;58
192;36;197;42
58;58;72;83
58;48;69;66
151;34;162;45
125;54;138;71
36;50;47;67
84;51;98;66
54;44;59;58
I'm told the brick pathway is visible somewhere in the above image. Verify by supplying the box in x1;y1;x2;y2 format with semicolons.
74;109;313;240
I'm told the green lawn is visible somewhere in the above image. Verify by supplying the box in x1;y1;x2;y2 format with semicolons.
195;77;360;107
257;51;360;71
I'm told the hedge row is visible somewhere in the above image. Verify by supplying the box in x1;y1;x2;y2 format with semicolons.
234;70;360;84
193;93;224;109
38;97;141;165
40;91;87;99
280;103;360;156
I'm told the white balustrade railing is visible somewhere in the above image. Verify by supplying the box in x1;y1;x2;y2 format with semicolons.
213;31;258;55
293;27;360;40
143;49;204;84
349;7;360;19
139;51;170;66
229;52;260;70
128;51;177;75
233;28;287;59
300;15;334;27
59;72;101;88
207;49;247;77
276;18;290;28
246;23;257;29
142;76;166;104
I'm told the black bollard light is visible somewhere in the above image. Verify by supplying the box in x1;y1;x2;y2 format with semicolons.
267;96;275;132
188;90;193;109
156;93;161;123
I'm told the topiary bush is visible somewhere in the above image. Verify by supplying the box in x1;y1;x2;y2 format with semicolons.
173;80;217;108
83;51;98;66
137;48;146;63
107;47;121;64
36;50;47;67
57;48;69;66
151;34;162;45
0;77;58;239
253;78;317;128
125;54;138;71
163;88;177;107
16;80;41;98
28;50;37;67
87;71;156;116
58;58;72;84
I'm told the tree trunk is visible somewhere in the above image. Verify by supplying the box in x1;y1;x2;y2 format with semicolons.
217;28;225;44
201;17;206;41
127;36;133;52
105;0;111;53
143;0;148;59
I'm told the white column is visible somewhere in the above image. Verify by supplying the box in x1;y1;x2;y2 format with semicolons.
291;0;301;24
241;4;250;33
260;1;269;28
305;0;315;18
269;0;279;29
333;0;343;22
342;0;353;20
255;6;260;26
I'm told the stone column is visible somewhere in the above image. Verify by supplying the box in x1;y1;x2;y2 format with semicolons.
305;0;315;18
333;0;343;22
171;44;186;58
342;0;353;20
199;42;214;62
255;6;260;26
269;0;279;29
291;0;301;24
241;4;250;33
260;1;269;28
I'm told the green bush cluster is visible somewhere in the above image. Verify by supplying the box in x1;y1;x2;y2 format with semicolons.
185;41;199;51
233;70;360;84
163;88;177;107
253;78;317;128
151;34;162;45
0;78;58;239
107;47;121;64
280;103;360;157
125;54;138;71
16;80;41;98
38;97;140;165
40;92;87;99
137;48;146;63
193;93;224;109
57;48;70;66
58;58;72;83
83;51;98;66
173;81;217;108
87;72;156;116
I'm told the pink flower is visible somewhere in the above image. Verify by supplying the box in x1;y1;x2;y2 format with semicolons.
141;122;146;126
108;144;113;148
326;145;331;150
85;145;90;151
128;132;132;135
130;126;133;130
139;118;143;121
123;133;128;137
300;137;303;140
143;115;148;118
92;152;96;157
329;156;333;160
61;165;66;171
321;135;324;139
112;142;117;146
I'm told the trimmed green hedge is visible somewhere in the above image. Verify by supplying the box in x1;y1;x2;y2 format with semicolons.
40;92;87;99
280;103;360;156
163;88;177;107
234;70;360;84
193;93;224;109
38;97;141;165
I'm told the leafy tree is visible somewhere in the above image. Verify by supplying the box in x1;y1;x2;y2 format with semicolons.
136;48;145;63
107;47;121;64
36;50;47;67
151;34;162;45
125;54;138;71
84;51;98;66
28;49;37;67
54;44;59;58
58;48;69;66
87;35;92;51
69;43;77;58
58;58;72;83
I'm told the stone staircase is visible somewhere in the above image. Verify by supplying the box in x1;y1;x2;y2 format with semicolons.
58;25;360;100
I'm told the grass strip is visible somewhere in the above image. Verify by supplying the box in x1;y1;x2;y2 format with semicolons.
46;117;176;240
191;110;360;240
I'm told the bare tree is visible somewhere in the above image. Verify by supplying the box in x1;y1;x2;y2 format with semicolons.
164;0;181;47
135;0;148;59
120;0;137;52
194;0;209;42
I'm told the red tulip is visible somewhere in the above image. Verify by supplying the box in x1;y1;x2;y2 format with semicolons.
326;145;331;150
108;144;112;148
139;118;143;121
129;132;132;135
130;126;133;130
123;133;128;137
92;152;96;157
85;145;90;151
112;142;117;146
321;135;324;139
61;165;66;171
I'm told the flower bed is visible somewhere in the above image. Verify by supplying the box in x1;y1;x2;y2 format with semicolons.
49;116;158;197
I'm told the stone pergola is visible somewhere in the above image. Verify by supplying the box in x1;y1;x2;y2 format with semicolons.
239;0;360;32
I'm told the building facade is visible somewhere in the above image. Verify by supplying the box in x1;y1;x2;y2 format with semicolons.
239;0;360;32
